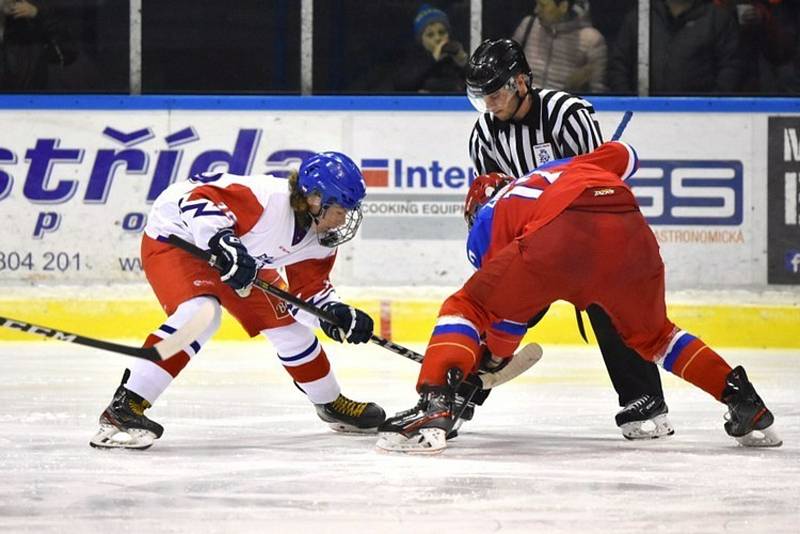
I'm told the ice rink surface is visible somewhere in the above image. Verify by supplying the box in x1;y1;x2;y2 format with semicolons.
0;340;798;533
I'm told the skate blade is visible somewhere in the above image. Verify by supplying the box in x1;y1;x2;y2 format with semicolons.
620;414;675;441
326;422;379;434
734;424;783;448
89;424;156;450
375;428;447;454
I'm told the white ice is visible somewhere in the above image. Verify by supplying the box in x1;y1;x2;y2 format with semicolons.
0;340;798;533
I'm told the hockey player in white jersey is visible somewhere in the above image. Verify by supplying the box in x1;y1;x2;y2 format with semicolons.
90;151;385;450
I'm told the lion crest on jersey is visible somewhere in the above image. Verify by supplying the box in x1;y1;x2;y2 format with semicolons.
533;143;555;167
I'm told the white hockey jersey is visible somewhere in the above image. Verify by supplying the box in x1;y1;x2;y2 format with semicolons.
144;171;342;327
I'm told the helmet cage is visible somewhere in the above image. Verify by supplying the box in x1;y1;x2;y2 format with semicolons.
298;151;366;247
316;205;364;248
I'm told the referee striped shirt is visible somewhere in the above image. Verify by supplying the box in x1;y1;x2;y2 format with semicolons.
469;88;603;177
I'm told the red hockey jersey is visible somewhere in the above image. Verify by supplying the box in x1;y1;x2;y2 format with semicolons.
426;141;641;379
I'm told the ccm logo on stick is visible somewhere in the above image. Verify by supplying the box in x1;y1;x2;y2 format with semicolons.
0;318;77;341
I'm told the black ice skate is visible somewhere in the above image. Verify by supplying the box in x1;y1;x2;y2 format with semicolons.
722;366;782;447
376;370;461;454
615;394;675;440
315;394;385;433
375;387;455;454
89;369;164;450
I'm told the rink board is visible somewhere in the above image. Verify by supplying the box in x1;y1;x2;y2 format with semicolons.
0;96;799;290
1;96;798;349
0;296;798;348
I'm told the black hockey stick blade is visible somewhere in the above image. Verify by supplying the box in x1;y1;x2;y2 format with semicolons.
0;315;160;361
166;234;425;363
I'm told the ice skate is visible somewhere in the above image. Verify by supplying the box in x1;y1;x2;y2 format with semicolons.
615;394;675;440
90;369;164;450
722;366;782;448
376;383;457;454
315;394;385;433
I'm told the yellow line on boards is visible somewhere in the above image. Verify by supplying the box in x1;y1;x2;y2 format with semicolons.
1;299;798;348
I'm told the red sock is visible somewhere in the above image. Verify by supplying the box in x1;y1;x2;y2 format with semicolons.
283;349;332;383
417;332;480;391
663;333;732;400
143;333;190;378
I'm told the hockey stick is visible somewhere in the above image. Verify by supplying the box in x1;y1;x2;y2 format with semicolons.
166;234;541;389
0;300;214;362
166;234;425;363
477;342;542;389
611;110;633;141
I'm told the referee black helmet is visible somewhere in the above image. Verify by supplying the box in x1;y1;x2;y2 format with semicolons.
465;39;532;97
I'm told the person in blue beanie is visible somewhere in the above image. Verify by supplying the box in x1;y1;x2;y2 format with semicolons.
392;3;468;93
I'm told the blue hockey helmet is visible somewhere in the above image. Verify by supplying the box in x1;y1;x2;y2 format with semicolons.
298;151;366;210
298;151;367;247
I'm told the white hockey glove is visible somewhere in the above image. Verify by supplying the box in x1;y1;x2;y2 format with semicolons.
208;228;257;298
319;302;373;344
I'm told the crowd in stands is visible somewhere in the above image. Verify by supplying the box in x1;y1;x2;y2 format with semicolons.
368;0;800;96
1;0;798;95
607;0;800;94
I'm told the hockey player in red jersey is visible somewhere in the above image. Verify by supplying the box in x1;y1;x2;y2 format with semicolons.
91;151;385;449
376;141;781;453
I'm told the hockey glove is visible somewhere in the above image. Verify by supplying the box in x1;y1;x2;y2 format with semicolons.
208;228;257;297
319;302;373;344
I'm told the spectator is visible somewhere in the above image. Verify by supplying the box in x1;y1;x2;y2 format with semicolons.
512;0;608;92
608;0;742;94
0;0;76;91
392;3;468;93
724;0;800;93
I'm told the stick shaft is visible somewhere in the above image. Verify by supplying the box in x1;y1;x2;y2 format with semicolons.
166;234;424;363
0;315;160;361
611;110;633;141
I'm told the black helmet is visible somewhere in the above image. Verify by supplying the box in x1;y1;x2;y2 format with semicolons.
466;39;532;96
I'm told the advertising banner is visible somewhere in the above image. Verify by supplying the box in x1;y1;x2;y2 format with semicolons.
0;107;766;289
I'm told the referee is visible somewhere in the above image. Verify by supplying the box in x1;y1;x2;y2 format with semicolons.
463;38;673;440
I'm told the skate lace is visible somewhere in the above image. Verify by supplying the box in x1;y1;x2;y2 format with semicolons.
331;395;367;417
626;395;650;411
390;398;426;420
128;398;151;416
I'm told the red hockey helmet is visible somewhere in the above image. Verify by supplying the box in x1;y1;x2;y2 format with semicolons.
464;172;513;229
